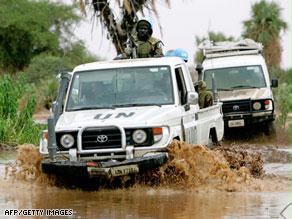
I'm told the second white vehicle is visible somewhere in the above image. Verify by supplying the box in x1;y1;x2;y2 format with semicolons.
199;39;278;135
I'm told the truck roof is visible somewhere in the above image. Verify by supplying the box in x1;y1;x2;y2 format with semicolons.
202;54;266;69
73;57;185;72
200;39;263;59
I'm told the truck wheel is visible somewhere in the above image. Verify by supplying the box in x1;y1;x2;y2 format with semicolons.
263;121;276;138
207;129;219;149
207;135;214;148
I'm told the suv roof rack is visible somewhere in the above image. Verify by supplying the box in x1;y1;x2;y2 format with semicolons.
199;39;263;59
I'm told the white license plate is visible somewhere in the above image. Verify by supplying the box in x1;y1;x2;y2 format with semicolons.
228;119;245;127
110;165;139;177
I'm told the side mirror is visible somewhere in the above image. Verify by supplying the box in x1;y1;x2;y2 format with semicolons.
195;64;204;80
187;91;198;105
271;79;278;88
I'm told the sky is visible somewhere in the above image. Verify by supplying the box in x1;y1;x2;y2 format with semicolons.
73;0;291;69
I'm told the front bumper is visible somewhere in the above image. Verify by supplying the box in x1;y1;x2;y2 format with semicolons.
41;152;168;178
224;111;275;127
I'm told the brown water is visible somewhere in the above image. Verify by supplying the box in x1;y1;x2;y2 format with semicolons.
0;182;290;219
0;142;291;218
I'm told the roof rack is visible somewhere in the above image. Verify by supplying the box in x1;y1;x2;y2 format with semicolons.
199;39;263;59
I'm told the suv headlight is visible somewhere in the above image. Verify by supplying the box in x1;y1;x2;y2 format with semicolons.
253;101;262;110
132;129;147;144
60;134;75;148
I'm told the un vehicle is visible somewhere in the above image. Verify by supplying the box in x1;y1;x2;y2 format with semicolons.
40;57;224;178
199;39;278;135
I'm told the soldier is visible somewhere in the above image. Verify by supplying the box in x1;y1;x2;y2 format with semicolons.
123;18;163;58
135;18;163;58
195;80;213;109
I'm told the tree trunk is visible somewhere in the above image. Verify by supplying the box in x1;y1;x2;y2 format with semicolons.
263;38;281;71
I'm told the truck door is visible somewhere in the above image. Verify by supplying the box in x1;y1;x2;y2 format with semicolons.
175;67;197;144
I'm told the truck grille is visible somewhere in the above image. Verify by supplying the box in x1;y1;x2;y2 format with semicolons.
222;99;251;114
82;127;122;150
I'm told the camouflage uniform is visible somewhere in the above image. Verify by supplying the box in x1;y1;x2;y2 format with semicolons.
135;36;163;58
197;80;213;109
122;19;163;59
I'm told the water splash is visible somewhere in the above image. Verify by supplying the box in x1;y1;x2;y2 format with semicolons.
5;144;55;184
4;141;288;192
136;140;259;191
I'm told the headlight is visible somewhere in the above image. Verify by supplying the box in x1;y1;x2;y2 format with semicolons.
60;134;75;148
132;129;147;144
253;101;261;110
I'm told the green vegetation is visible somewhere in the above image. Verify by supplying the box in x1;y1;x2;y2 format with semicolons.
0;74;43;146
242;0;287;70
0;0;97;108
274;82;291;129
26;41;96;83
0;0;81;72
271;68;291;129
0;0;97;147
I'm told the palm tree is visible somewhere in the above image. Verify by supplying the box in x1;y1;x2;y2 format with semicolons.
242;0;287;70
79;0;171;55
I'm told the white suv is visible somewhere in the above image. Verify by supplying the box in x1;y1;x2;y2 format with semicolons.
200;39;278;135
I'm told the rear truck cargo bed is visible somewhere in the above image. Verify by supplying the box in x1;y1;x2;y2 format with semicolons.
41;152;168;178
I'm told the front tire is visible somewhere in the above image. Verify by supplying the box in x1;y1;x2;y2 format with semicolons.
207;128;221;149
263;121;276;137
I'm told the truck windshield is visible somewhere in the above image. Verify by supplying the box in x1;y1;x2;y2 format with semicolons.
204;65;266;90
66;66;173;111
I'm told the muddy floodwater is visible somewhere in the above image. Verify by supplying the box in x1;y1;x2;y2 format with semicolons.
0;142;291;219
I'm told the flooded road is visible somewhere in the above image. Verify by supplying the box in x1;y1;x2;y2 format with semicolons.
0;183;291;219
0;142;291;219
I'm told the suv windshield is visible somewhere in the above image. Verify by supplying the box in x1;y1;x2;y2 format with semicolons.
204;65;266;90
66;66;173;111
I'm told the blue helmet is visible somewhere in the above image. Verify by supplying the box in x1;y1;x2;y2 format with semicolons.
165;50;176;57
174;48;188;62
165;48;188;62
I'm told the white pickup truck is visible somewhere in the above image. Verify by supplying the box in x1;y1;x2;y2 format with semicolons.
40;57;224;178
199;39;278;135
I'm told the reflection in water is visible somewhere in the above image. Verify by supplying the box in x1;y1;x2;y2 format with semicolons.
0;181;291;219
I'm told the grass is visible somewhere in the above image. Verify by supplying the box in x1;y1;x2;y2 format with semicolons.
0;74;44;147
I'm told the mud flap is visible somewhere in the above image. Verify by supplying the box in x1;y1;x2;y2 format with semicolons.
41;152;168;178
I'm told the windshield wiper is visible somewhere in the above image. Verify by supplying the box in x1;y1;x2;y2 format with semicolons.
69;106;115;111
231;85;259;89
112;103;162;108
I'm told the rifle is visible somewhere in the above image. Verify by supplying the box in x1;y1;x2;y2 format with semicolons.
124;30;137;58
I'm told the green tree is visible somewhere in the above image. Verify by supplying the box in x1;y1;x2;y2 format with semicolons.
274;83;291;129
0;0;80;72
194;32;235;63
26;41;97;83
242;0;287;70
